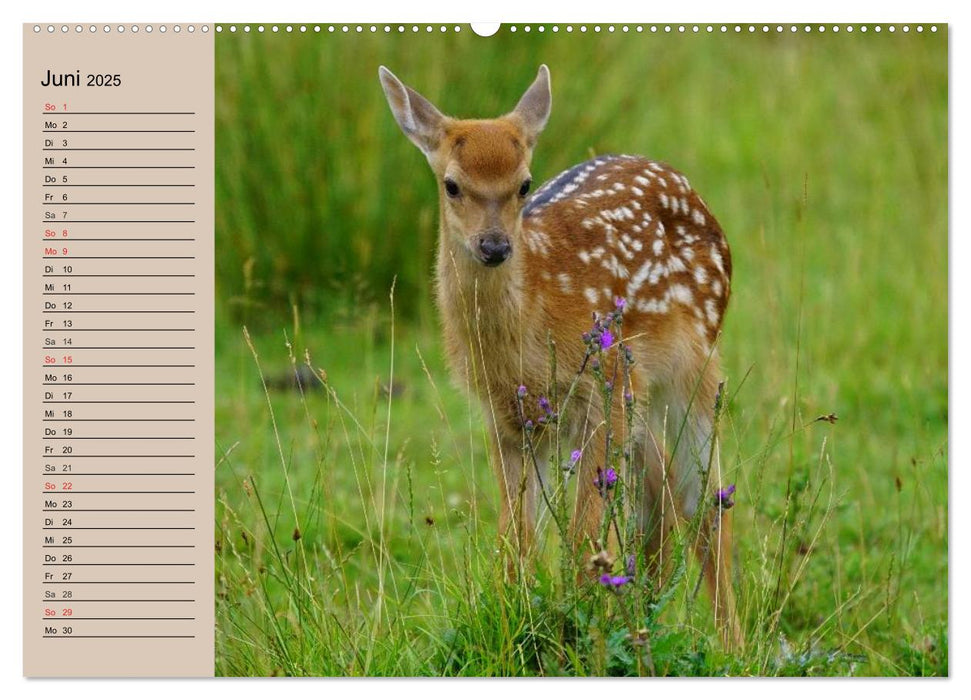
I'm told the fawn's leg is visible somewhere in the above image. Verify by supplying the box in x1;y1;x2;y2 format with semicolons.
637;428;678;585
696;502;744;650
669;356;743;649
492;432;538;579
571;403;631;577
570;439;607;566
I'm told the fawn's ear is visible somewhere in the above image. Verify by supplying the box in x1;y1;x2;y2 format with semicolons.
512;65;552;147
379;66;446;156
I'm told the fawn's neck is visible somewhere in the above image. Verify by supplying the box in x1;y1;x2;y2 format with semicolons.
435;221;543;393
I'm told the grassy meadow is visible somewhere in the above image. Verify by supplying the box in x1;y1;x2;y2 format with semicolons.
213;25;948;676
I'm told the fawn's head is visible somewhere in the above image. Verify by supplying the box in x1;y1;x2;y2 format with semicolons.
379;66;551;268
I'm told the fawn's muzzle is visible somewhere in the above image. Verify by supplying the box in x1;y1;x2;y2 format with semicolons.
477;232;512;267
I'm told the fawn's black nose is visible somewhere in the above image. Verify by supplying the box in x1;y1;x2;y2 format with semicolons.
478;234;512;267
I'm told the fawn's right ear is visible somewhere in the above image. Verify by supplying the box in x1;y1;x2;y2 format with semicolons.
379;66;446;156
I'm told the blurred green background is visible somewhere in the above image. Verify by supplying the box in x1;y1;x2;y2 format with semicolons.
214;26;947;675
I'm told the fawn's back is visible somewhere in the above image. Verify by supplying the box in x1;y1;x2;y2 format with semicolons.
522;153;731;352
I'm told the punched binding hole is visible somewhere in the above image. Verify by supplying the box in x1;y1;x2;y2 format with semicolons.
471;23;501;37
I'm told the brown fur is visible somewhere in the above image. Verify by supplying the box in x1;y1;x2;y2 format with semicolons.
380;65;743;648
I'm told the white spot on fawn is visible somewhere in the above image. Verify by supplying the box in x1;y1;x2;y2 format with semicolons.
525;229;551;256
636;298;670;314
705;298;719;326
694;266;708;285
584;287;599;304
711;245;725;274
627;258;654;297
602;254;629;279
692;208;706;226
648;261;665;284
558;273;573;293
667;256;687;273
668;283;693;306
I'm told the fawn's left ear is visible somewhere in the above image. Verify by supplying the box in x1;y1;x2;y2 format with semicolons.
512;65;552;147
378;66;446;156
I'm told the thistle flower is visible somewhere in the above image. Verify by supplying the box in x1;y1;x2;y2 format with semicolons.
538;396;552;414
595;467;618;492
615;296;627;312
570;448;582;465
517;384;527;399
626;553;636;577
715;484;736;509
599;573;631;589
600;329;614;350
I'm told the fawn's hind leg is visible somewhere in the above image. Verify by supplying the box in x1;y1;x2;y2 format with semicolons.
635;423;679;584
658;352;744;649
695;501;744;649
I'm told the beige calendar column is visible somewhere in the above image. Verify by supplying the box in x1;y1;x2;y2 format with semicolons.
23;24;214;677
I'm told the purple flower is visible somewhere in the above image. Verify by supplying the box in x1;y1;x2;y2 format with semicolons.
715;484;736;509
538;396;552;414
626;554;636;577
600;329;614;350
599;573;631;589
524;419;534;432
615;296;627;311
570;449;582;465
517;384;527;399
595;467;618;491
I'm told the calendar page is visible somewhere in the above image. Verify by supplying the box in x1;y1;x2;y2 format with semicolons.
20;19;949;680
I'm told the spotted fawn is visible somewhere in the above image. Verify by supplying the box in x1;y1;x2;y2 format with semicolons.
380;65;741;647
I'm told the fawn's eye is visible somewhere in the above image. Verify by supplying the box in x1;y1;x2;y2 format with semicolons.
444;178;461;198
519;178;532;197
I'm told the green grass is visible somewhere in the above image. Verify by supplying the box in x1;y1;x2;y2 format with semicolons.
213;26;947;676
